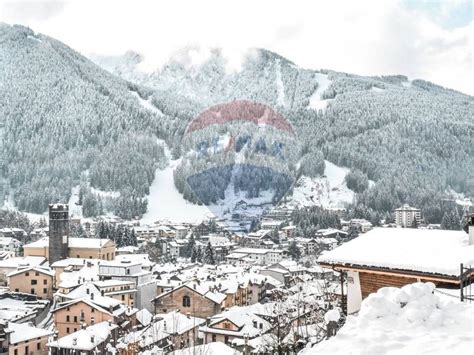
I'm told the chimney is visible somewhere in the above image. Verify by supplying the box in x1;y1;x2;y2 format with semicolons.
72;337;77;346
186;312;190;319
86;288;90;295
90;293;94;300
91;335;95;343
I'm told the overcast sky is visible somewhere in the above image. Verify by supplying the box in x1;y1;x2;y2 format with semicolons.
0;0;472;94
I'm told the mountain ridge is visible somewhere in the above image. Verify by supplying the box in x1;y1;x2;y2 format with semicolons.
1;23;472;223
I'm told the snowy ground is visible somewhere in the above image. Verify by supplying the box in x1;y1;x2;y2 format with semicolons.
308;73;333;111
303;282;474;355
288;160;355;209
130;90;164;116
68;185;83;219
141;144;210;224
142;154;362;224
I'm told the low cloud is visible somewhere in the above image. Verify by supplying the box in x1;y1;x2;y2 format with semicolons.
0;0;472;94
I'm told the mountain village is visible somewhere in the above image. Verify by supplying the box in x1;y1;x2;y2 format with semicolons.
0;200;473;354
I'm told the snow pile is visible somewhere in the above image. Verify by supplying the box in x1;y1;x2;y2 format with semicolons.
324;309;340;324
306;283;474;355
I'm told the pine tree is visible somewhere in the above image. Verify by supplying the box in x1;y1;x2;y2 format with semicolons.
191;246;197;263
203;242;215;265
288;241;301;261
185;235;195;258
130;229;138;246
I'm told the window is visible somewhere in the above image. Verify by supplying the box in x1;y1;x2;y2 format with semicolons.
31;280;37;285
66;327;70;334
37;343;41;350
66;315;70;322
30;289;35;294
15;288;19;292
43;279;47;285
91;308;94;313
224;335;229;344
122;295;125;301
182;295;191;307
35;272;39;276
43;288;47;294
14;349;17;355
25;272;29;276
212;334;216;342
74;316;77;322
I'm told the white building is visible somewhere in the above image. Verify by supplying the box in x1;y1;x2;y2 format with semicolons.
228;248;283;265
0;237;22;256
394;204;421;227
98;260;156;312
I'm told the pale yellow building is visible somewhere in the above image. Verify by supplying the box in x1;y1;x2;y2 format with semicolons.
8;266;55;300
7;322;53;355
24;237;116;261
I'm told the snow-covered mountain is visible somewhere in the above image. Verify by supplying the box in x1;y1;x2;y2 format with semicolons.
1;24;472;223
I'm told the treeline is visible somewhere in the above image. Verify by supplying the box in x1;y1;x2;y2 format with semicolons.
94;221;138;247
292;206;342;237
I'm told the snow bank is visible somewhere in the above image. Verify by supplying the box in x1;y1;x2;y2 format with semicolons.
324;309;341;324
306;282;474;355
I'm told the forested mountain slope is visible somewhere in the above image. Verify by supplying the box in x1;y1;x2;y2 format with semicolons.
0;24;167;218
1;23;472;223
94;48;473;223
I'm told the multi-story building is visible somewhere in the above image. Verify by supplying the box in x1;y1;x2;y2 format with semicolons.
7;266;55;299
394;204;421;227
6;322;53;355
98;260;156;312
226;248;283;266
24;237;116;261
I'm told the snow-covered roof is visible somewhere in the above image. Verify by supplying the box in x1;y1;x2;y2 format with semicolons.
233;248;283;255
0;256;45;269
50;258;83;268
7;322;53;344
115;254;154;267
24;237;112;249
119;311;205;348
318;227;473;276
136;308;153;326
47;321;118;351
305;283;474;355
170;342;239;355
7;265;55;278
0;237;21;246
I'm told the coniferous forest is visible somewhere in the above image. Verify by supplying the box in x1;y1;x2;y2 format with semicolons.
1;24;472;222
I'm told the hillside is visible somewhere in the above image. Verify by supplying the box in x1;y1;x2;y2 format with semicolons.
94;47;474;223
0;23;168;218
0;24;472;223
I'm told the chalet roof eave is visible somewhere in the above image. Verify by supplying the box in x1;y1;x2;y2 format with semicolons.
318;261;461;283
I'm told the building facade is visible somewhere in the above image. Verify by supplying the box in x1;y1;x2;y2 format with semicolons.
394;204;421;227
